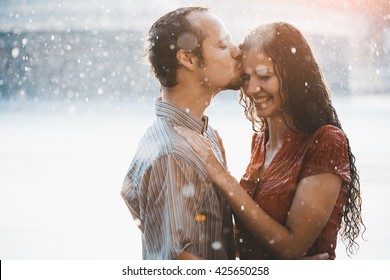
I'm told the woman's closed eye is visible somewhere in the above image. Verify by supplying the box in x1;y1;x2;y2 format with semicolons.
241;73;250;81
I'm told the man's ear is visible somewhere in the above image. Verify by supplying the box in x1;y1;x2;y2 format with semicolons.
176;49;197;71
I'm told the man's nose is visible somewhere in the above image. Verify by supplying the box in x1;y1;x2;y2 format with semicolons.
231;44;241;59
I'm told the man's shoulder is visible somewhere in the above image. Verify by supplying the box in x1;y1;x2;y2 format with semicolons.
134;118;201;164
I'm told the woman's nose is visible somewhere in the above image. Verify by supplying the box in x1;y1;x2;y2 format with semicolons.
246;78;261;96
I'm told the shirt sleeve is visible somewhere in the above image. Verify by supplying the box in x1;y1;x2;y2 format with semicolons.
300;125;351;184
141;154;205;259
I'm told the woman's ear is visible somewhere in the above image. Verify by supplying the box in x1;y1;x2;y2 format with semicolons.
176;49;197;71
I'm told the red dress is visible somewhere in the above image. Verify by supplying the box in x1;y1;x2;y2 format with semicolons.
236;125;351;259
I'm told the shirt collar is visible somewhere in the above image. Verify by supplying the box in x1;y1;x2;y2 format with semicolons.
155;97;209;135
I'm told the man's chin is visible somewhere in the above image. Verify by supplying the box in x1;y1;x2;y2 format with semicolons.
225;78;243;91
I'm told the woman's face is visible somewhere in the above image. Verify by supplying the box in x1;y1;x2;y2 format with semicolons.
241;49;285;120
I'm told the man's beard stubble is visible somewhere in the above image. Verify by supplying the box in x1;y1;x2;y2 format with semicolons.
225;76;243;91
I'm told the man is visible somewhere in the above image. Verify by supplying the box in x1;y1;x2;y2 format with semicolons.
121;7;242;260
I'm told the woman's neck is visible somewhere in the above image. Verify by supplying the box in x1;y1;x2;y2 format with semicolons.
266;113;294;150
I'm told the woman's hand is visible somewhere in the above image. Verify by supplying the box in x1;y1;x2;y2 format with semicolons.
174;126;227;185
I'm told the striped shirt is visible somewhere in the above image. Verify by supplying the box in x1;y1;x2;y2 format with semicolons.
121;97;235;260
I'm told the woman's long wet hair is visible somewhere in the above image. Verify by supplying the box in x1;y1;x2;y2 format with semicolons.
239;22;365;256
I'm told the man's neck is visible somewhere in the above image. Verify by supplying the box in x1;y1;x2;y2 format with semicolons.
161;85;216;119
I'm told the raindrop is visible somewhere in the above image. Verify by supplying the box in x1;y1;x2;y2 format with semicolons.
177;32;198;51
181;183;195;198
134;218;141;226
212;241;222;250
11;48;20;58
195;214;206;222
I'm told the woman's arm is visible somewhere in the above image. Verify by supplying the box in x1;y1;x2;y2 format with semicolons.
217;171;341;259
174;126;342;259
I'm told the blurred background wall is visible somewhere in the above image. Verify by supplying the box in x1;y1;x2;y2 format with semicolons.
1;0;389;105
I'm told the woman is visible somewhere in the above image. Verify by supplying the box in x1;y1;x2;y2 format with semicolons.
174;22;365;259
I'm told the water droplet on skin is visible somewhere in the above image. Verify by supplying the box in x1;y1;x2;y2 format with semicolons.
291;47;296;54
241;205;245;211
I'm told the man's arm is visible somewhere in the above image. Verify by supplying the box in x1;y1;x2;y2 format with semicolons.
144;154;203;259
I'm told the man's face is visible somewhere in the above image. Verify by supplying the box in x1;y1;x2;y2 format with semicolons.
188;11;242;91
